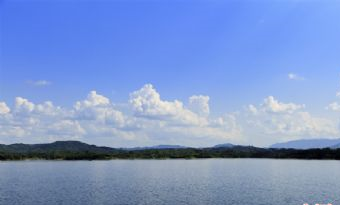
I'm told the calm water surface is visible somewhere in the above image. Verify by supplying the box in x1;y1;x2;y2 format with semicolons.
0;159;339;205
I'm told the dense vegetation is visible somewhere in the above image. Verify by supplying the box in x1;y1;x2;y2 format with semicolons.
1;141;340;160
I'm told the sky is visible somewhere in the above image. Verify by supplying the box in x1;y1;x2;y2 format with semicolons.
1;0;340;147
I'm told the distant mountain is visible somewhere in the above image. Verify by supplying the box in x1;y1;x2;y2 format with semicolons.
270;138;340;149
213;143;234;148
332;143;340;149
0;141;116;154
125;145;188;151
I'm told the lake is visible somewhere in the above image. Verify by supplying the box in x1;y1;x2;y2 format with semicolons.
0;159;339;205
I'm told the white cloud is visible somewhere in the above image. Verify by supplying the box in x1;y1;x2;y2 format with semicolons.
15;97;35;113
248;96;304;115
0;97;80;141
0;84;245;146
189;95;210;116
27;80;51;86
1;84;339;147
336;92;340;98
246;96;338;145
326;85;340;111
129;84;207;126
47;120;86;138
248;104;258;115
74;90;125;127
327;102;340;111
34;101;62;116
75;91;110;109
288;73;305;81
262;96;304;113
0;102;10;114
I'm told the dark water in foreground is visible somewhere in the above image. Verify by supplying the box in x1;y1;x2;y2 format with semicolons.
0;159;339;205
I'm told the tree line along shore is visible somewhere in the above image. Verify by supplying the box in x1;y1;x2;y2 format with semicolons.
1;141;340;160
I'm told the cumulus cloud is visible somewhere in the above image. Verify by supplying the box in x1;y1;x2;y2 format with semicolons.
74;90;125;127
189;95;210;116
132;85;240;143
248;96;304;115
129;84;182;118
0;84;244;146
0;102;10;114
47;120;86;138
129;84;208;126
34;101;62;116
1;84;339;147
0;96;80;141
15;97;35;113
248;104;258;115
246;96;338;145
327;102;340;111
263;96;304;113
75;91;110;108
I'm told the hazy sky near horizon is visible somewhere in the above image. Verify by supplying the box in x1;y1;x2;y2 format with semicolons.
1;0;340;147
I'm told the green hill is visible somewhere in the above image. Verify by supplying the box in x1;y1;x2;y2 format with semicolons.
1;141;340;160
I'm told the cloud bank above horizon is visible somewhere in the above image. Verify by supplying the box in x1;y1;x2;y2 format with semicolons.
0;84;339;147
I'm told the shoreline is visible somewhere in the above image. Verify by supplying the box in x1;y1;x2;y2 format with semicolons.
1;157;340;161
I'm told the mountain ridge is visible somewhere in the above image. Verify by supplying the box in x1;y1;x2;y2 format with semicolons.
1;140;340;160
123;144;188;151
213;143;234;148
270;138;340;149
0;141;116;153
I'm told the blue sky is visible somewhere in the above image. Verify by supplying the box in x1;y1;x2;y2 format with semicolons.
1;0;340;147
